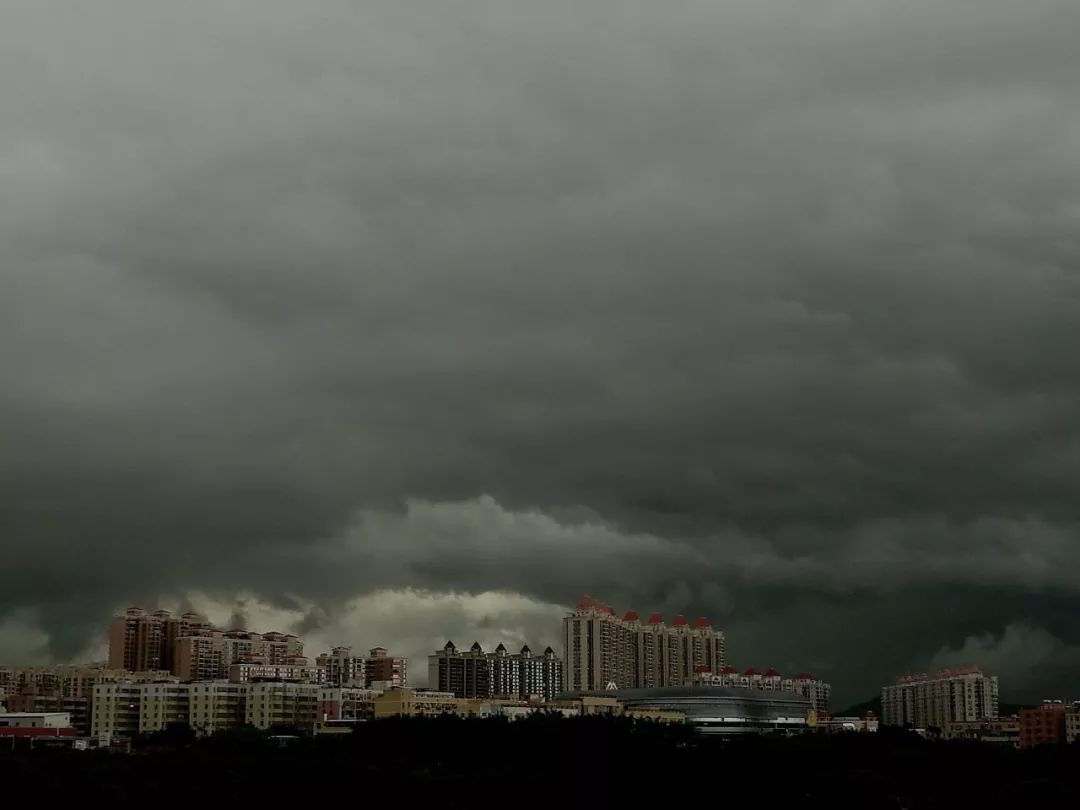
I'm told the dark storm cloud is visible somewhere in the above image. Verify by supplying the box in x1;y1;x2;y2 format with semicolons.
3;0;1080;703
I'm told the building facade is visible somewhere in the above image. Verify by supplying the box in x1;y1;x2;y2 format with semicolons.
316;646;408;688
1019;701;1068;748
316;646;366;687
365;647;407;689
318;687;379;722
228;662;325;684
373;688;460;718
689;667;832;712
881;666;998;728
0;712;77;742
2;689;90;734
91;682;145;740
107;608;217;673
562;596;725;691
188;681;246;736
108;607;306;680
429;641;563;701
556;685;810;735
139;683;192;733
0;665;172;699
1066;703;1080;744
944;717;1020;746
244;682;320;731
174;630;306;681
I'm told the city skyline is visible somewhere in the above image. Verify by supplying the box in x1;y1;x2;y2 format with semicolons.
0;597;1016;710
5;0;1080;709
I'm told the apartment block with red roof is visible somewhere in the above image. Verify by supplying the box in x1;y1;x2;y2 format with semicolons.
562;596;726;691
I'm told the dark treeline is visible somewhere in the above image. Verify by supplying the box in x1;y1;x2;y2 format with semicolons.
2;716;1078;807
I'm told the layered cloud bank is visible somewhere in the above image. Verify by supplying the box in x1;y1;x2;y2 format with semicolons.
3;0;1080;704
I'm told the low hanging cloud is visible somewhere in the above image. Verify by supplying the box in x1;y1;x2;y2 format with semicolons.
928;624;1080;702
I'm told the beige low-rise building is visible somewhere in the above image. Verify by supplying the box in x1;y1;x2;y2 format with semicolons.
373;688;460;718
318;687;378;722
944;717;1019;746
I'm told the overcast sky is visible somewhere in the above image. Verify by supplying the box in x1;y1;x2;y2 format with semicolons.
3;0;1080;706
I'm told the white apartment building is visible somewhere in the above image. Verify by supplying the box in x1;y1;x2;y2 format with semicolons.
881;666;999;728
188;681;247;736
91;683;144;740
245;682;320;731
139;683;191;733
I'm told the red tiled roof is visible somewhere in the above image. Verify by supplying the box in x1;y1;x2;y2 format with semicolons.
695;617;710;628
576;595;612;613
647;613;664;624
623;611;639;621
672;615;688;626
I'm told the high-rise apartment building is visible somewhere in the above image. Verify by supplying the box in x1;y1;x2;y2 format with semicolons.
108;608;216;673
316;646;366;686
562;596;725;691
316;646;407;688
174;630;306;681
365;646;407;689
429;642;563;702
107;608;306;680
881;666;998;728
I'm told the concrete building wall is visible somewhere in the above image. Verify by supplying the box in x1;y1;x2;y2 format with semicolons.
139;683;191;733
373;688;459;718
91;683;143;740
244;682;320;731
188;682;246;736
1019;702;1067;748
